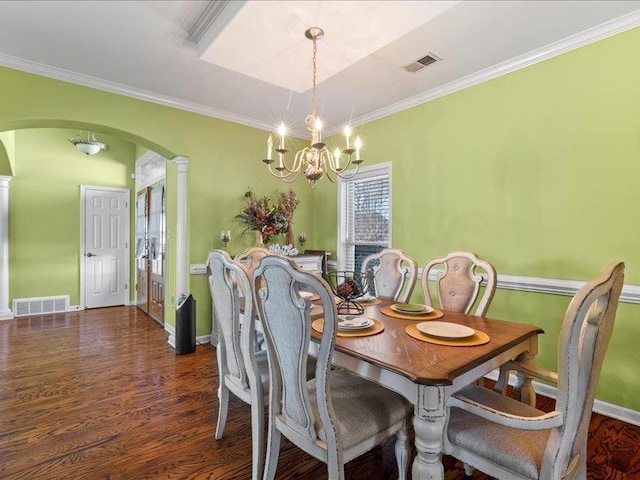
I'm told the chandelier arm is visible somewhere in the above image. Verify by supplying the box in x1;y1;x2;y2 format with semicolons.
282;149;305;174
335;163;361;180
323;166;336;183
267;163;300;183
271;147;304;175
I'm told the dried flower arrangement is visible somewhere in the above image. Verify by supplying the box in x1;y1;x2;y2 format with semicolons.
236;189;299;245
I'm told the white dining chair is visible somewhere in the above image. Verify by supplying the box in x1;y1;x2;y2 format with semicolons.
421;251;497;316
254;255;414;480
360;248;417;303
443;260;625;480
207;249;267;480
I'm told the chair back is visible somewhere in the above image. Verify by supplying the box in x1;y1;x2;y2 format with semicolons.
254;256;341;454
207;249;258;393
234;246;274;277
421;251;496;316
361;248;417;302
543;261;624;478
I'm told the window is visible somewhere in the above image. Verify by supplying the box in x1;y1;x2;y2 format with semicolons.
338;163;391;273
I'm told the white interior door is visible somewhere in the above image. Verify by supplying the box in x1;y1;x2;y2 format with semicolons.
82;186;129;309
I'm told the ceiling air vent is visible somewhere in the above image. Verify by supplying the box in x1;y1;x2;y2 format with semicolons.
404;53;441;73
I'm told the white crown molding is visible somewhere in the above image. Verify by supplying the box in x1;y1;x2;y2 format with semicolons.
3;11;639;137
0;52;273;132
343;9;640;132
485;370;640;427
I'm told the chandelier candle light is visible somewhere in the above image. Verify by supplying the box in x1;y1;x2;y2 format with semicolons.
263;27;363;187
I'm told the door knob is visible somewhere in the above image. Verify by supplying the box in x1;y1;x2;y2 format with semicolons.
86;252;97;257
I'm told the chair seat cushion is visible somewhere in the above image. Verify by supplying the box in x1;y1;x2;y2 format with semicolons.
447;385;552;480
309;370;412;449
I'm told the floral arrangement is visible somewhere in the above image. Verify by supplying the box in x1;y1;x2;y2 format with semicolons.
236;189;299;245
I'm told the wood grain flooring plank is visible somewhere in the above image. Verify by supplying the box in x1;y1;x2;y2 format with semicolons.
0;307;638;479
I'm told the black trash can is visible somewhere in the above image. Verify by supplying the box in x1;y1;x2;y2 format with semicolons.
175;293;196;355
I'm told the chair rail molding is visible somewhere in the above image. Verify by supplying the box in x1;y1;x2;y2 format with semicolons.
421;269;640;304
191;261;640;305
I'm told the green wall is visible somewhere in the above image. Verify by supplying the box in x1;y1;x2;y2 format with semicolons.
0;130;15;175
9;129;136;304
0;65;316;337
312;27;640;410
1;26;639;412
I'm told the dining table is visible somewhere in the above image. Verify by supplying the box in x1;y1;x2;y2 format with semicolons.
308;298;544;480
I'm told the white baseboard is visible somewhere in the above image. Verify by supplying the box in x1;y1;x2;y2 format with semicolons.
485;370;640;427
165;323;175;349
163;323;209;350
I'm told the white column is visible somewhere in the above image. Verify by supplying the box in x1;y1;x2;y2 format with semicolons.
172;157;188;298
0;176;13;320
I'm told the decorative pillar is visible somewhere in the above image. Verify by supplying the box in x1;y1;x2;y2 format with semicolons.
0;176;13;320
172;157;188;298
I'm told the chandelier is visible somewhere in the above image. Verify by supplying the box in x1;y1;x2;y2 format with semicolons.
69;131;106;156
263;27;363;187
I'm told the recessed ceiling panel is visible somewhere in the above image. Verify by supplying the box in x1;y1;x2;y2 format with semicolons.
197;0;460;92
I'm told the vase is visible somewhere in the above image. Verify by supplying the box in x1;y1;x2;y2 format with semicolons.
254;230;265;247
285;226;294;247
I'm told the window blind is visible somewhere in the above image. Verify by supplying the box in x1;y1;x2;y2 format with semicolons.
341;170;390;272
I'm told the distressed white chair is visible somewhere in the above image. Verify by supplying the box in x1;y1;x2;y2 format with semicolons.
254;256;413;480
210;247;273;345
443;261;625;480
360;248;417;303
206;249;267;480
421;251;497;316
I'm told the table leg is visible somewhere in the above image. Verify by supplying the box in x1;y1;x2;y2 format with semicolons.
513;350;537;407
412;386;445;480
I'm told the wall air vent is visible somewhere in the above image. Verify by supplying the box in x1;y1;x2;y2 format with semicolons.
404;53;441;73
12;295;70;317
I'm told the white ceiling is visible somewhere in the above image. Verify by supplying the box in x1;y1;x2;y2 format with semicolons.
0;1;639;136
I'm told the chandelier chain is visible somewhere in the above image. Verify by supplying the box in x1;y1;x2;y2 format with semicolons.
311;37;317;121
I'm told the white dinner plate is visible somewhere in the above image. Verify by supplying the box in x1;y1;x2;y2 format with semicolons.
356;294;376;302
390;303;434;315
337;316;375;330
416;321;475;339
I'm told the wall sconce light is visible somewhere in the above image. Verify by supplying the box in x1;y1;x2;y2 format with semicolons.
220;230;231;248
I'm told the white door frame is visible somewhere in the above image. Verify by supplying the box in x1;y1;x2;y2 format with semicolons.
79;185;131;310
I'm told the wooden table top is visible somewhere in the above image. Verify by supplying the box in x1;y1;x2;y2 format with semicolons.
310;300;544;386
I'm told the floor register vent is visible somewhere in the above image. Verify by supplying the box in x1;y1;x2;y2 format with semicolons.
12;295;70;317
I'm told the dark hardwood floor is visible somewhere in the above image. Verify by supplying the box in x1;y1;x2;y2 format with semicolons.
0;307;638;479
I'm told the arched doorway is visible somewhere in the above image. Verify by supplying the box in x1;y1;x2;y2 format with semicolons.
0;121;187;337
